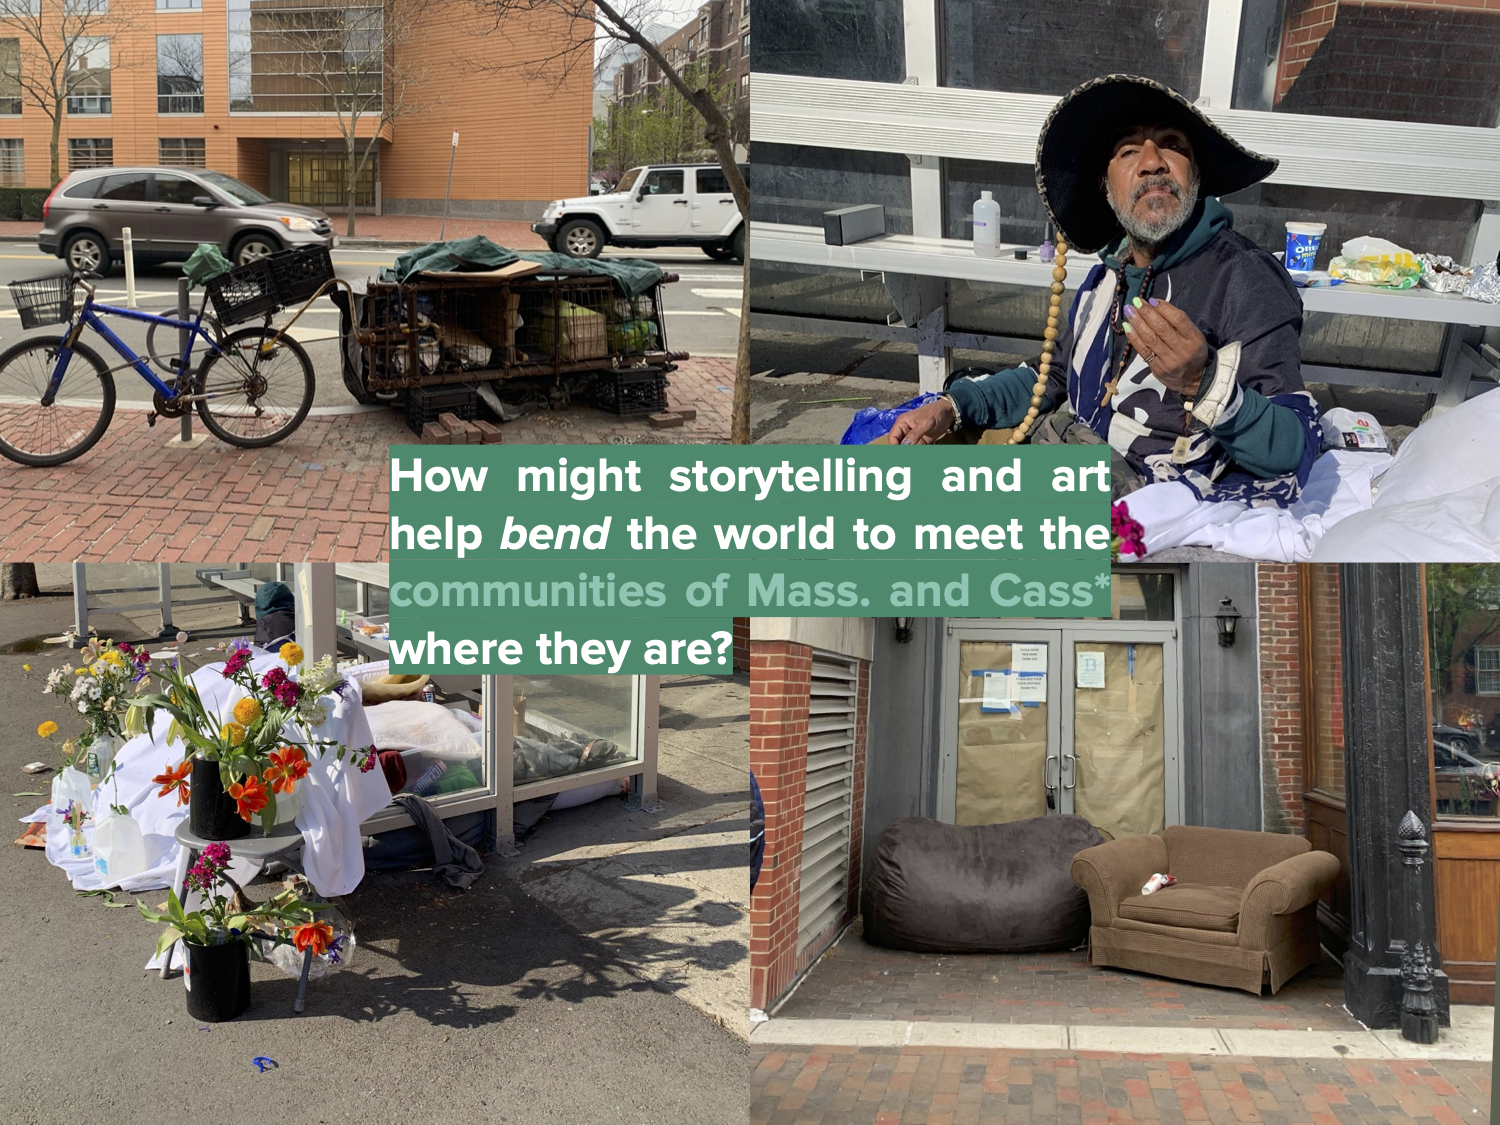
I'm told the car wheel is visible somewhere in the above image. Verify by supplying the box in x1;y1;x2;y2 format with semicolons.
703;243;735;262
232;234;280;266
728;225;745;263
63;231;110;276
556;219;605;260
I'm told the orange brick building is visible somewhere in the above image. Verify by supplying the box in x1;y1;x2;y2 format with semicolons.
0;0;591;217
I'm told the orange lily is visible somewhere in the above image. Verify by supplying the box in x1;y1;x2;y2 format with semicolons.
227;774;268;821
291;920;334;955
263;746;309;796
152;761;192;807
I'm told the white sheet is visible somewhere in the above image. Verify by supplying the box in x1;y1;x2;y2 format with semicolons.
24;650;393;898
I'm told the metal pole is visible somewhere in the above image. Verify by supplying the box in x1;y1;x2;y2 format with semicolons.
1398;809;1440;1043
70;562;87;648
439;130;458;241
157;563;174;636
122;227;136;309
177;278;192;443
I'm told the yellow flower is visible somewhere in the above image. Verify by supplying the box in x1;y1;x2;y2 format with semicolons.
279;643;305;668
219;721;246;748
22;664;31;672
37;720;58;739
233;697;262;726
100;650;125;668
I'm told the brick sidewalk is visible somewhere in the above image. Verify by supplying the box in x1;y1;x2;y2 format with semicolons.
0;357;734;561
752;1046;1493;1125
778;924;1357;1033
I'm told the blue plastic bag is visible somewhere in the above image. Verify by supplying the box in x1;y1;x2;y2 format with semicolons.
839;392;941;445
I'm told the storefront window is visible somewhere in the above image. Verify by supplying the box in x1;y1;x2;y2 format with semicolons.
1112;573;1174;621
750;142;914;235
752;0;905;84
513;676;640;785
1304;565;1345;799
1234;0;1500;125
1425;564;1500;820
942;0;1208;98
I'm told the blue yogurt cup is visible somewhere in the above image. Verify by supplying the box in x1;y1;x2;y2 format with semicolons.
1285;222;1327;271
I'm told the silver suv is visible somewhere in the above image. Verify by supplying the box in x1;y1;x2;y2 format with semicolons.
39;166;334;274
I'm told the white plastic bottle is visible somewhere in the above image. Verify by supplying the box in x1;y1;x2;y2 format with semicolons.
972;190;1001;258
93;807;148;882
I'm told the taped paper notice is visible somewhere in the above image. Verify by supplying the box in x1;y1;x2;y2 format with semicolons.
981;670;1014;712
1077;650;1105;689
1016;671;1047;703
1013;644;1047;673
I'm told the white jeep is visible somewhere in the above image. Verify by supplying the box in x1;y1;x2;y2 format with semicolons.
533;163;745;262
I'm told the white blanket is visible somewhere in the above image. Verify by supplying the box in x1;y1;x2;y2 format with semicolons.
24;650;393;898
1127;391;1500;562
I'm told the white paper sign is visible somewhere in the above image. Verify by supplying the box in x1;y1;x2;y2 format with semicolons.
1077;651;1106;689
981;670;1013;711
1013;644;1047;673
1016;672;1047;702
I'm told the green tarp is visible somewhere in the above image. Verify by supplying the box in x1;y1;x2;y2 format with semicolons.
182;242;232;288
380;235;664;297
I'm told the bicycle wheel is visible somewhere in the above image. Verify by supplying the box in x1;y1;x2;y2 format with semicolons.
193;326;314;447
0;335;115;466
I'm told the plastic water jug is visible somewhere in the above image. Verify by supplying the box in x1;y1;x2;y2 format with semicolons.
972;191;1001;258
93;808;148;882
50;766;93;825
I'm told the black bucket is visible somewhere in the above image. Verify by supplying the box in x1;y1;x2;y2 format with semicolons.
188;757;250;841
183;939;251;1022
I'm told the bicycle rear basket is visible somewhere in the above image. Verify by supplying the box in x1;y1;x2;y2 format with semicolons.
268;245;336;306
205;257;279;325
8;274;74;331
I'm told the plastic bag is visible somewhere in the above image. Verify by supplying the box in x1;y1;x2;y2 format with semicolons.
1329;236;1420;289
840;392;941;445
182;243;232;288
262;904;355;980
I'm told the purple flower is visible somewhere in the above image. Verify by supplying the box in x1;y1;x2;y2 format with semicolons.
327;934;345;965
187;841;233;894
357;747;377;773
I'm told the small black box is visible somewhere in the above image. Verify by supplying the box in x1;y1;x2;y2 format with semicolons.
823;204;886;246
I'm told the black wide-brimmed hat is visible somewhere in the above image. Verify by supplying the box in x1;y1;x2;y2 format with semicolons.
1035;74;1278;253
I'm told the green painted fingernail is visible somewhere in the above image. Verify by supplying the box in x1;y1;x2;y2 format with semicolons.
1132;296;1144;308
1122;321;1132;333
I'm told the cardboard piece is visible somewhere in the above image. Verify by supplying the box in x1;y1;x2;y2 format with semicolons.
956;641;1049;826
415;261;545;282
1071;642;1165;841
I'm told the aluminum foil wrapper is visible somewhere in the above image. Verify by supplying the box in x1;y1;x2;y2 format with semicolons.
1464;261;1500;304
1417;253;1474;293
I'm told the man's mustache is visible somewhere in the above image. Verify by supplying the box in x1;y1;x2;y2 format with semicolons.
1132;176;1182;205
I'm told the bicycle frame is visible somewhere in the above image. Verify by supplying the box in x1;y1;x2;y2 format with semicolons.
41;280;228;405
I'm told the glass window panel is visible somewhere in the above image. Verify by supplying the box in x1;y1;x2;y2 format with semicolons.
751;0;905;84
696;167;729;194
642;168;684;195
158;0;202;9
1234;0;1500;125
1426;564;1500;819
154;173;203;202
750;142;913;235
383;677;488;799
943;0;1208;98
0;39;20;114
98;172;146;201
0;138;21;186
226;0;383;113
66;37;111;115
1306;564;1344;799
1111;574;1174;621
286;150;376;207
513;675;640;784
158;34;204;114
943;158;1048;245
158;138;206;168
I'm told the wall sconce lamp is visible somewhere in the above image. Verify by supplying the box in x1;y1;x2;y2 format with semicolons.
1215;598;1242;648
894;617;912;644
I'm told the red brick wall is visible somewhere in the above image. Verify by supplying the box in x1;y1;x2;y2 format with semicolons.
749;641;869;1012
1276;0;1340;102
1258;564;1307;834
732;617;750;674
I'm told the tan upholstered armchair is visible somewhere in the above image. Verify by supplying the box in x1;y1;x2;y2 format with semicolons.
1070;825;1341;994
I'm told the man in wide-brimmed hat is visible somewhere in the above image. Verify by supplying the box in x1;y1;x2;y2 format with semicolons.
891;74;1321;506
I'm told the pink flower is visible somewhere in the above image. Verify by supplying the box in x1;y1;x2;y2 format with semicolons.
221;646;251;679
1110;500;1147;560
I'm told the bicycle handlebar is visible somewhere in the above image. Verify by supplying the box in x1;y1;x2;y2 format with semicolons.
70;270;97;302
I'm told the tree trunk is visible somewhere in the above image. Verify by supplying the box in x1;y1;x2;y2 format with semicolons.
49;105;61;186
1;563;40;600
346;134;358;238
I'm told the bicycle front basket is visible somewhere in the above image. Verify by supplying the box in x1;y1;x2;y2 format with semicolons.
205;257;279;325
8;274;74;331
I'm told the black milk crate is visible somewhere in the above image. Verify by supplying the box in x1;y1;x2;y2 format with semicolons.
205;257;279;324
590;368;668;417
269;245;336;306
8;273;74;330
405;382;479;435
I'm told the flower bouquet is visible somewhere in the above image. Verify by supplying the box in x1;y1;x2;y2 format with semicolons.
135;842;324;1021
1111;500;1147;561
129;641;375;838
26;638;152;784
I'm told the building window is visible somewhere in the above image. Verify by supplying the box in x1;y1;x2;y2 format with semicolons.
0;39;19;114
1426;565;1500;820
159;136;205;166
67;137;112;169
739;73;748;98
158;34;203;114
287;150;376;207
64;0;107;12
228;0;383;114
1303;565;1345;800
741;32;749;57
158;0;201;8
1479;646;1500;697
0;139;22;185
66;37;111;115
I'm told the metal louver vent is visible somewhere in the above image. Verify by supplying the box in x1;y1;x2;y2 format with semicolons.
797;650;857;952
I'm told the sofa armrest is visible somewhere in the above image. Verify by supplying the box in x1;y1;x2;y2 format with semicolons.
1070;834;1169;926
1237;850;1341;948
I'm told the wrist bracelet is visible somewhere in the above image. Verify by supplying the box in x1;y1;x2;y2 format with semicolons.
940;393;963;434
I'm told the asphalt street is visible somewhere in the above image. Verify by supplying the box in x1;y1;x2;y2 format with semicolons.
0;590;750;1125
0;244;742;413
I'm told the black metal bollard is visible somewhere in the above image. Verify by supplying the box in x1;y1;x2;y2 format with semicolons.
1398;809;1440;1044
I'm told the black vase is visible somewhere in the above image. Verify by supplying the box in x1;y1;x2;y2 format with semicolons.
189;757;250;841
184;939;251;1022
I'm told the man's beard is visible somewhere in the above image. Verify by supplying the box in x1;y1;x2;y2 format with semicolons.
1107;170;1200;249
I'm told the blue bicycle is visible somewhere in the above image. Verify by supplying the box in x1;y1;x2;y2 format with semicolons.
0;270;314;466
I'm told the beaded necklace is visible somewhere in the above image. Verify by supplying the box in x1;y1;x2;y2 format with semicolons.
1006;239;1069;445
